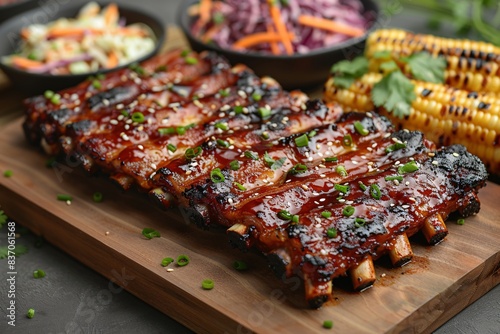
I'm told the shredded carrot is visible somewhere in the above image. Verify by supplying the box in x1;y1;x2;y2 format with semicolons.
269;2;293;55
107;50;119;68
199;0;212;27
266;24;280;55
10;56;44;69
297;15;365;38
104;3;119;26
201;24;223;43
233;31;295;50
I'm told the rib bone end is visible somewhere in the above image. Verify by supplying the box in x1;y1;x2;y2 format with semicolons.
349;255;376;291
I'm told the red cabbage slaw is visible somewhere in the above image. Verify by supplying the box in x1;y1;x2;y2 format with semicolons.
190;0;374;55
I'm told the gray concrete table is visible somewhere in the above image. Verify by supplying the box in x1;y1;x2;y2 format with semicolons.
1;0;499;333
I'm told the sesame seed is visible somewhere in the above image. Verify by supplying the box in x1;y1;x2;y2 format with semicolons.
394;180;400;186
122;134;129;141
432;160;439;165
151;163;157;169
105;231;110;236
405;181;410;186
394;161;401;166
167;268;174;272
390;203;395;207
238;90;247;98
372;143;378;148
148;108;155;114
109;119;119;125
428;152;436;157
66;200;71;205
327;141;333;146
319;198;326;202
402;205;410;209
452;152;459;157
366;112;373;117
301;184;309;190
124;124;130;130
308;157;313;162
351;160;358;165
228;198;234;204
318;164;326;168
409;197;416;202
380;273;386;278
338;199;346;203
138;145;144;150
186;170;192;175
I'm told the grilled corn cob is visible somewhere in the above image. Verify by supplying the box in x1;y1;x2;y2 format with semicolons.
366;29;500;95
324;73;500;173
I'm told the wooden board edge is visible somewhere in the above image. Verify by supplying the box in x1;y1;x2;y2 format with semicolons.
0;183;253;334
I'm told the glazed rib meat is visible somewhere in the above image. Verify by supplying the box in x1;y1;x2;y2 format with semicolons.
23;49;488;308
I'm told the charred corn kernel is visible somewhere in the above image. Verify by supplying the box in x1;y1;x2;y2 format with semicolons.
366;29;500;95
324;73;500;174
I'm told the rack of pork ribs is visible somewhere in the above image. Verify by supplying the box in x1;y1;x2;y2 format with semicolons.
23;49;488;308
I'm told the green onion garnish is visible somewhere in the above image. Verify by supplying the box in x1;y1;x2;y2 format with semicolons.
358;181;367;191
57;194;72;202
261;132;270;140
202;279;214;290
252;92;262;101
323;320;333;329
385;142;407;153
370;183;381;200
176;126;186;135
308;130;317;138
44;90;54;99
291;214;300;224
167;143;177;152
278;210;293;220
343;206;355;217
229;160;240;171
92;192;103;203
3;170;13;178
258;107;271;119
142;228;161;239
27;309;35;319
215;122;229;131
288;163;307;175
216;139;229;148
244;151;259;160
181;49;189;57
354;121;369;136
158;128;176;136
129;63;146;75
264;152;275;166
92;79;101;89
342;134;353;147
210;168;225;183
334;184;349;194
385;175;403;182
219;88;230;97
233;260;247;271
161;257;174;267
50;93;61;105
398;161;419;174
336;165;348;177
155;65;167;72
321;211;332;219
120;109;129;117
326;228;337;238
176;254;190;266
185;57;198;65
185;146;203;160
355;217;366;227
131;112;145;123
295;134;309;147
324;157;338;163
234;105;244;114
234;182;246;191
457;218;465;225
33;269;46;279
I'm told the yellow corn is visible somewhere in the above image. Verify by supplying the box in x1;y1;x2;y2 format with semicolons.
324;74;500;173
366;29;500;95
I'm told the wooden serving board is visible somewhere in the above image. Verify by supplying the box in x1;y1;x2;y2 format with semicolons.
0;118;499;334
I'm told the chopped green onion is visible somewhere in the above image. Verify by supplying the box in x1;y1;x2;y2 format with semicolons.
334;184;349;194
167;143;177;152
278;210;293;220
176;254;190;266
27;309;35;319
354;121;369;136
264;152;275;166
288;163;307;175
457;218;465;225
44;90;54;99
323;320;333;329
343;206;355;217
33;269;46;279
321;211;332;219
158;127;176;136
234;105;244;114
161;257;174;267
386;142;407;153
252;92;262;101
176;126;187;135
215;122;228;131
358;181;367;191
46;157;56;168
210;168;225;183
234;182;246;191
3;170;13;178
233;260;247;271
219;88;230;97
370;183;381;200
185;57;198;65
308;130;317;138
258;107;271;119
244;151;259;160
202;279;214;290
295;134;309;147
385;175;403;182
155;65;167;72
92;79;101;89
142;228;161;239
181;49;189;57
261;132;270;140
342;134;353;147
355;217;366;227
229;160;240;171
92;192;103;203
291;215;300;224
398;161;419;174
57;194;72;202
324;157;338;163
50;93;61;105
216;139;229;148
336;165;348;177
185;146;203;160
326;228;337;238
120;109;129;117
129;63;146;75
131;112;145;123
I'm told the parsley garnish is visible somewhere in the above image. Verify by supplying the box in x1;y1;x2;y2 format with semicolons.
0;245;28;259
0;210;7;228
330;56;369;89
402;52;447;83
371;71;416;119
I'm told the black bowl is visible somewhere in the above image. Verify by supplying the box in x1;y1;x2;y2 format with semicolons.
0;1;165;95
178;0;378;90
0;0;38;23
